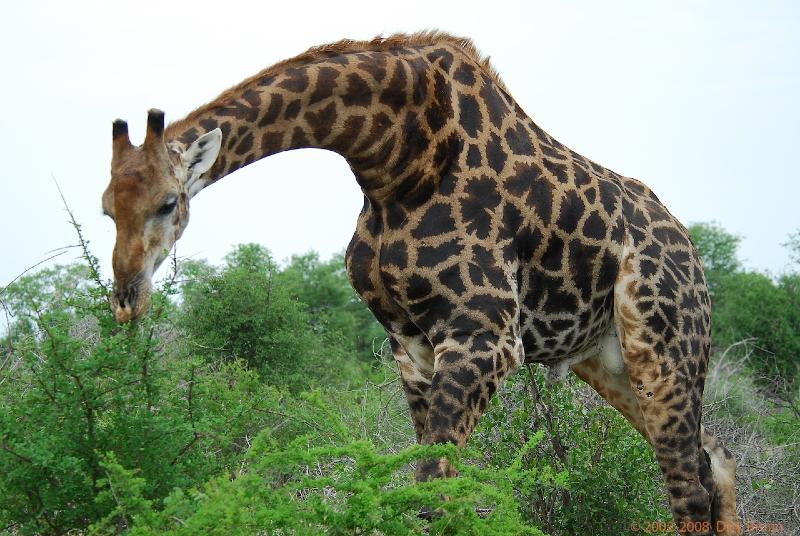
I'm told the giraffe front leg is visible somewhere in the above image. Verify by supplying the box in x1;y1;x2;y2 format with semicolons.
415;329;524;483
389;334;434;443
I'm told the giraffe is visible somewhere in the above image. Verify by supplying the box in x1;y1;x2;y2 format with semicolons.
102;32;738;533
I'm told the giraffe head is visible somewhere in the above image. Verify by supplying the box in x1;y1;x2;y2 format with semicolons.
102;109;222;322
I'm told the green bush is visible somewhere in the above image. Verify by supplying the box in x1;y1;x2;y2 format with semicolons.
277;251;387;362
471;367;669;535
689;223;800;388
89;392;547;536
712;271;800;386
687;222;741;298
179;244;373;391
0;256;304;533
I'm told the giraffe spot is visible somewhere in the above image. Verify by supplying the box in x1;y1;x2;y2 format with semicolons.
528;175;554;226
596;249;619;291
500;203;523;241
397;175;436;211
442;381;465;403
409;293;456;326
629;206;649;230
582;211;607;240
417;239;463;268
472;245;507;288
479;75;509;125
639;259;658;279
439;171;458;196
425;72;453;133
386;203;407;230
403;57;428;107
451;367;476;387
504;122;534;156
468;263;484;286
290;126;309;146
542;284;578;314
451;313;483;334
573;163;591;186
458;93;482;138
347;240;375;295
304;101;338;143
646;310;668;334
379;61;408;113
584;186;596;204
516;226;543;262
568;239;601;302
541;234;564;271
342;73;372;107
357;56;387;82
544;158;569;184
642;242;662;260
466;144;482;168
199;118;218;131
407;274;433;300
381;241;407;270
426;48;454;72
453;61;476;86
234;132;254;155
624;178;648;196
309;66;340;105
257;93;284;127
503;162;538;197
284;99;301;120
666;249;691;271
461;176;501;239
653;226;688;247
657;271;679;300
260;131;283;154
486;133;507;173
597;179;620;215
412;203;454;239
438;265;467;294
556;190;585;234
392;111;430;175
278;67;309;93
257;74;276;86
646;199;671;222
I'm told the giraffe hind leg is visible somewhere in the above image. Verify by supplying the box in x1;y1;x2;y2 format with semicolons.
614;252;716;533
701;426;739;534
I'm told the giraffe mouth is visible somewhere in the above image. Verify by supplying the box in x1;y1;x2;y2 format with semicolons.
111;276;152;323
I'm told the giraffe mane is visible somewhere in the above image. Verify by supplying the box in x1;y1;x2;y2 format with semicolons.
168;31;504;136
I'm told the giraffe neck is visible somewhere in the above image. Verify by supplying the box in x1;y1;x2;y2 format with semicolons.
165;40;471;202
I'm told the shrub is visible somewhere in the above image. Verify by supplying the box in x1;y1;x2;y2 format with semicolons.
0;259;288;533
178;244;370;391
471;366;669;536
712;271;800;387
90;392;548;536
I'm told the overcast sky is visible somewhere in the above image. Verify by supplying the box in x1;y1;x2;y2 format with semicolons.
1;0;798;290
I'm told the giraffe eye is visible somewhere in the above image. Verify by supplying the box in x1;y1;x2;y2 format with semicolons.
157;199;177;216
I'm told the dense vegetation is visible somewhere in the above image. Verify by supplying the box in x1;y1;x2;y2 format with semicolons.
0;222;797;534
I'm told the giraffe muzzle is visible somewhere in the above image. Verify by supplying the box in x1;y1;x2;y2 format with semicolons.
111;278;151;323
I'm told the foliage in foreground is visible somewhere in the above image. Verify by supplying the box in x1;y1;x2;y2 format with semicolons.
89;396;546;536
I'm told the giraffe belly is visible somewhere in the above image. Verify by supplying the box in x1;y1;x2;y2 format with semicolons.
519;280;618;374
530;322;625;382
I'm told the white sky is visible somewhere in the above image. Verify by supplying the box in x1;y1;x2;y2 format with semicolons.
1;0;798;289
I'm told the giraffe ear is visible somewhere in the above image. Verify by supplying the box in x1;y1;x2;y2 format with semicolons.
183;128;222;196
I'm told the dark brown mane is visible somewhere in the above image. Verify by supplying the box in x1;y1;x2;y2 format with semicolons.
168;31;503;136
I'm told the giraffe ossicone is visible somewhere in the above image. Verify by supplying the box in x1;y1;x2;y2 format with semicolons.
102;31;739;533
